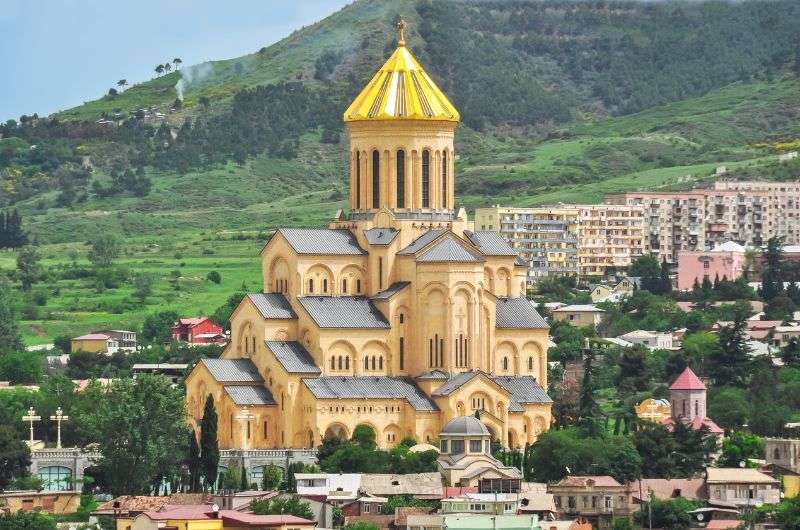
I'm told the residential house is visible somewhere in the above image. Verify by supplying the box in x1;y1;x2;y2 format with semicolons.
360;472;444;499
71;333;116;354
705;468;781;507
92;494;211;530
676;241;747;291
132;363;189;384
171;317;226;345
94;329;138;352
686;507;742;529
590;278;635;303
295;473;361;506
773;325;800;348
711;320;782;342
616;330;673;350
629;478;706;504
551;305;605;328
548;476;633;529
130;505;316;530
0;490;81;515
405;513;545;530
440;492;521;515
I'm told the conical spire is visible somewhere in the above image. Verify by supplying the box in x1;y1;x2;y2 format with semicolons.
343;18;459;123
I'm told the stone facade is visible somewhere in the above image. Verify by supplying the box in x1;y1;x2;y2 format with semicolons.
184;24;552;452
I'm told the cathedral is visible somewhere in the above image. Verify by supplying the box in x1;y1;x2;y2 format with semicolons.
185;20;553;451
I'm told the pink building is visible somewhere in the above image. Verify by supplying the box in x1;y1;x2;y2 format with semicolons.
676;241;746;291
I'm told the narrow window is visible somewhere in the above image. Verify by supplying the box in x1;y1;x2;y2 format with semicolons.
371;355;376;370
528;357;533;370
429;339;434;367
378;257;383;290
308;278;314;293
355;151;361;209
365;357;369;371
399;313;404;324
379;356;384;370
422;150;430;208
372;150;380;208
342;279;348;293
442;151;448;208
263;421;268;438
399;338;405;370
331;357;335;370
345;356;350;370
503;357;509;371
356;279;362;293
440;338;445;366
396;150;406;208
338;356;343;370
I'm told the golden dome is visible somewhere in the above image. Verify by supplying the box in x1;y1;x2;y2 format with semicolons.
343;18;459;123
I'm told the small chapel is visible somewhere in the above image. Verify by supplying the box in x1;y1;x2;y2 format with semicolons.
185;19;553;451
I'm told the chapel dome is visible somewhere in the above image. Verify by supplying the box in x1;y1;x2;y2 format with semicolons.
343;18;459;123
441;415;490;437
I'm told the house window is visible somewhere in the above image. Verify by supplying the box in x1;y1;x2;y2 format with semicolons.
397;150;405;208
451;439;465;454
331;357;335;370
421;150;430;208
364;503;371;514
372;150;380;208
378;257;383;289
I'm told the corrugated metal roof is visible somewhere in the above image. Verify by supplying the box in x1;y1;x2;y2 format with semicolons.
364;228;399;246
246;293;297;319
514;256;528;267
492;375;553;405
303;376;437;411
199;358;263;383
464;231;517;256
398;229;447;255
371;282;411;301
224;385;276;406
298;296;390;328
275;228;366;255
416;369;450;380
431;371;482;396
495;298;548;329
417;239;484;263
265;341;321;374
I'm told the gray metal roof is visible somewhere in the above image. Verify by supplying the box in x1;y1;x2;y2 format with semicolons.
200;358;263;383
514;256;528;267
303;376;437;411
297;296;390;329
492;375;553;406
496;297;549;329
464;231;517;256
371;282;411;301
246;293;297;319
431;371;485;397
441;416;490;436
364;228;399;246
224;385;276;406
265;341;321;374
417;238;484;263
275;228;366;255
397;229;447;255
416;369;450;380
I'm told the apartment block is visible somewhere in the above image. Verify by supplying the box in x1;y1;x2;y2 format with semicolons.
474;205;644;280
604;181;800;261
475;207;579;283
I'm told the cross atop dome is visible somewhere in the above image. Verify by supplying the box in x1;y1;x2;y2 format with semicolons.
397;16;407;46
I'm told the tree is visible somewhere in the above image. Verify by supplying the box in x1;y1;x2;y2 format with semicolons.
342;523;379;530
719;432;764;468
781;337;800;367
141;310;178;343
16;246;41;291
173;58;182;69
133;273;153;303
200;395;220;490
634;497;699;530
155;64;165;76
352;424;377;450
0;281;23;355
261;464;283;491
633;423;679;478
659;257;672;294
188;432;201;492
0;425;31;491
107;88;118;97
88;234;120;268
630;255;667;294
708;308;751;386
0;511;56;530
117;79;127;89
211;291;246;331
251;495;314;519
707;386;750;431
206;271;222;284
578;347;601;437
199;96;211;109
81;375;188;495
761;236;785;301
774;495;800;529
551;380;580;427
616;346;650;394
0;350;42;384
164;62;172;73
671;422;716;475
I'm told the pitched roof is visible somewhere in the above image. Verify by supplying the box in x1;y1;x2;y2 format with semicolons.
553;304;604;313
265;341;321;374
398;229;447;255
274;228;365;255
94;494;210;514
303;376;437;411
178;317;208;326
359;472;444;497
555;476;622;488
496;298;548;329
371;281;411;301
246;293;297;319
298;296;390;328
219;511;315;527
364;228;399;246
73;333;110;341
198;358;263;383
431;371;552;409
416;369;450;380
514;256;528;267
669;367;706;390
464;231;517;256
224;385;276;406
629;479;706;501
417;238;484;263
706;468;779;484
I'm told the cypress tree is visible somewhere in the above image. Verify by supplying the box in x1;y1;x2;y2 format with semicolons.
200;395;220;491
659;257;672;294
0;211;6;248
188;431;201;492
578;345;601;437
240;464;249;491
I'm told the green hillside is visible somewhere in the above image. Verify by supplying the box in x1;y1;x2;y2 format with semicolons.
1;0;800;342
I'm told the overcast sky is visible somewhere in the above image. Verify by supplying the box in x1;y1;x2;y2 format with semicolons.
0;0;351;122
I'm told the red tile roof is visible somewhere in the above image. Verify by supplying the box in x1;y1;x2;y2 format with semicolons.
629;478;706;501
141;505;215;520
555;476;622;488
220;511;315;527
706;520;743;529
669;367;706;390
662;416;724;434
443;486;478;498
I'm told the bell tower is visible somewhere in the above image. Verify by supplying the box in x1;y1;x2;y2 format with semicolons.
343;18;460;214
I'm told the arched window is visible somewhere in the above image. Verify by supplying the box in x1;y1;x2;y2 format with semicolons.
338;356;343;370
308;278;314;293
442;151;448;208
503;357;509;371
355;151;361;209
330;357;335;370
342;279;348;293
345;356;350;370
356;279;362;293
379;356;384;370
364;357;369;371
528;357;533;370
399;313;404;324
372;150;380;208
371;355;376;370
399;337;405;370
323;278;328;293
396;150;405;208
421;150;430;208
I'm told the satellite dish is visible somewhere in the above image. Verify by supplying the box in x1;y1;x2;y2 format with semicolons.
211;504;220;512
696;513;705;521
